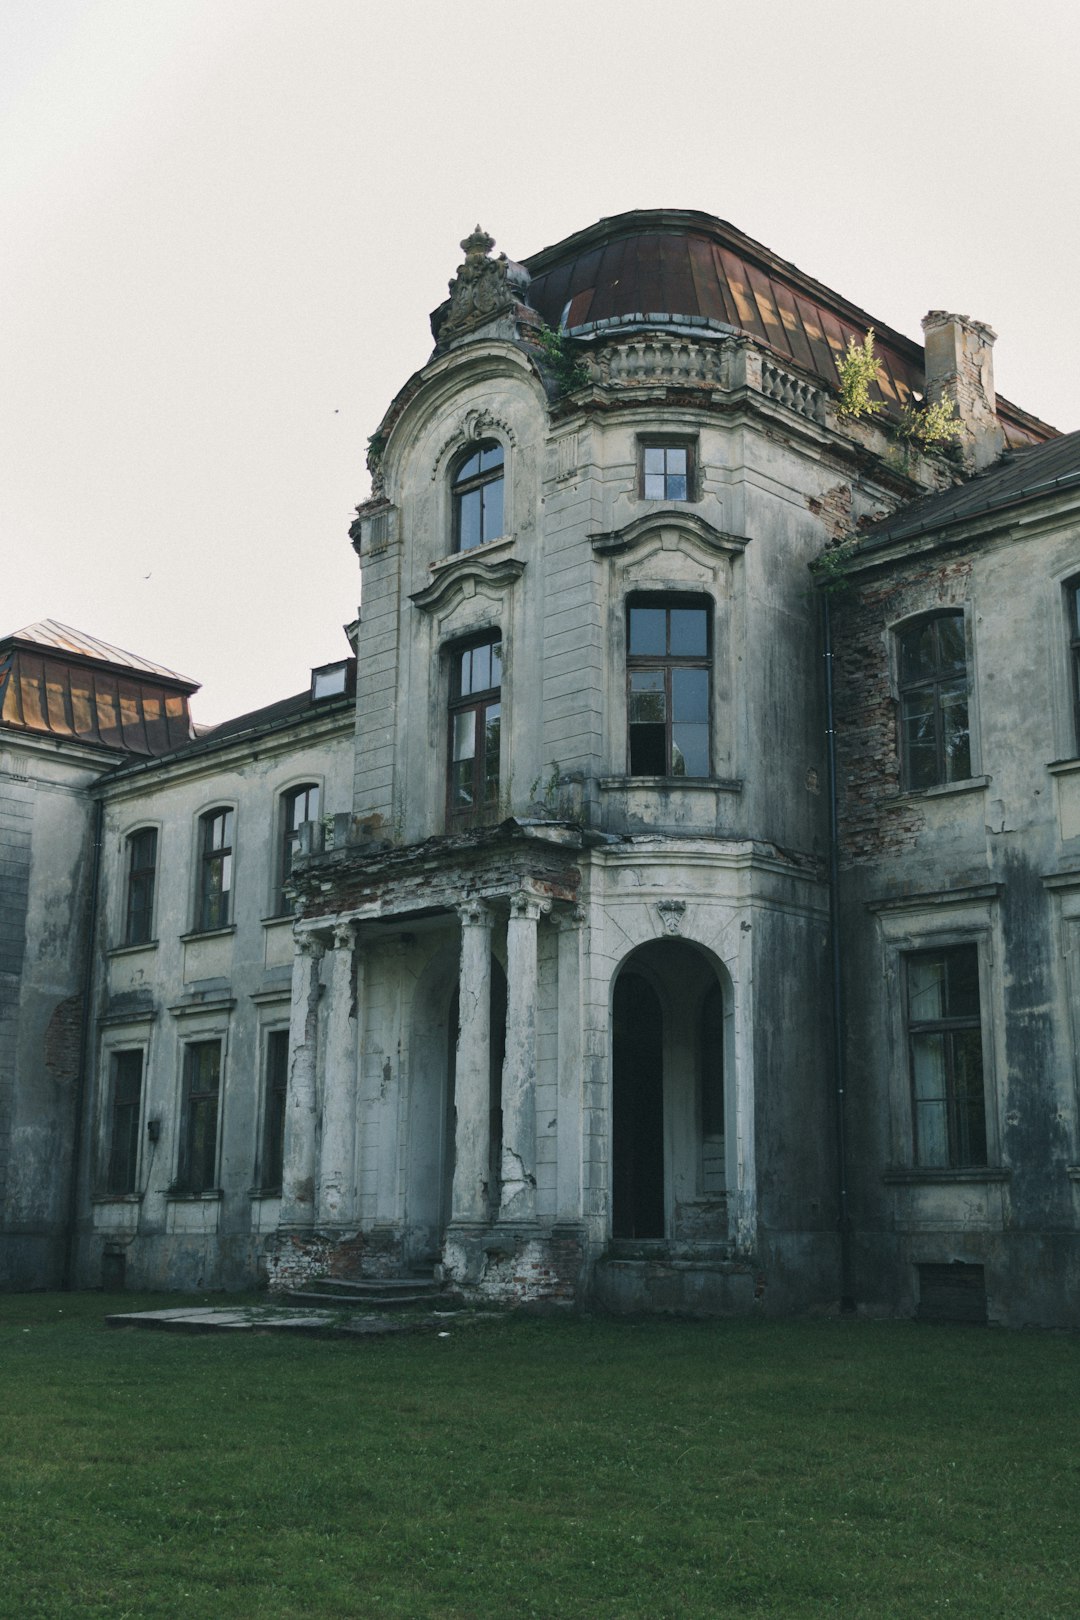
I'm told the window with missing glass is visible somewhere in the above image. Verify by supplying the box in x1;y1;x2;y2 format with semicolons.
124;827;157;946
279;784;318;913
177;1040;221;1194
452;440;504;552
897;613;971;789
906;944;987;1168
641;441;693;501
448;634;502;828
260;1029;289;1192
197;808;233;931
105;1048;143;1195
627;599;711;777
1067;578;1080;752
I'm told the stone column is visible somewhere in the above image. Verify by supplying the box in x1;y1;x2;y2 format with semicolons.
317;922;359;1226
499;891;543;1222
553;906;584;1220
451;900;494;1224
280;934;324;1226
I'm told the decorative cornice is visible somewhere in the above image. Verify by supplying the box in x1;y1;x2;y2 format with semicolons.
410;555;525;615
589;511;749;558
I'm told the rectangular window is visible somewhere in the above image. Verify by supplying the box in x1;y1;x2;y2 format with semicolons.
906;945;987;1168
627;599;711;777
260;1029;289;1191
105;1049;143;1194
124;828;157;946
898;613;971;789
177;1040;221;1193
447;635;502;828
641;441;693;501
197;809;233;931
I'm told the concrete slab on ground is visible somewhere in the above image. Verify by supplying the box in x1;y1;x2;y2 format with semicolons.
104;1304;494;1338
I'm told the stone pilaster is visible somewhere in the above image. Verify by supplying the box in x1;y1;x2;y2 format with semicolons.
279;935;324;1227
451;900;494;1223
317;922;359;1226
499;891;544;1222
553;905;585;1220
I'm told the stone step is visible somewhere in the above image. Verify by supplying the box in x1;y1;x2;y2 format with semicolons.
298;1275;442;1297
281;1287;452;1311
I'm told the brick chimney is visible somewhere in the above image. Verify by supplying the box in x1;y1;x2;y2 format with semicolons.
921;310;1006;472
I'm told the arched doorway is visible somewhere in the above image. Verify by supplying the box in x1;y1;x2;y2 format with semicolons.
611;941;733;1245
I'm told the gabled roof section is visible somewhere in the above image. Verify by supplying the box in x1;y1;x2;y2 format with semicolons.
523;209;1056;448
9;620;198;688
1;619;198;756
860;429;1080;549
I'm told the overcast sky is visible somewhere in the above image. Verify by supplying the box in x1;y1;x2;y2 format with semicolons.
5;0;1078;722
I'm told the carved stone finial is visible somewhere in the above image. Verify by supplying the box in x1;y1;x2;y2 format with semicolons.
461;224;495;259
437;224;530;346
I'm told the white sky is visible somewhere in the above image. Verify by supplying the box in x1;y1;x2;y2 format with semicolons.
4;0;1079;722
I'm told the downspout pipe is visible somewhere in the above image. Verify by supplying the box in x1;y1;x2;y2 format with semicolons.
823;592;855;1313
62;797;103;1291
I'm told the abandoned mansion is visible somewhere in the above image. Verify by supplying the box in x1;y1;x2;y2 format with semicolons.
5;209;1080;1327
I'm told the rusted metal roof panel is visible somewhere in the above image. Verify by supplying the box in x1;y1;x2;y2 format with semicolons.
523;210;1054;438
9;619;198;688
0;642;195;756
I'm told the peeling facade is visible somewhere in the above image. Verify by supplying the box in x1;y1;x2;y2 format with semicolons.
3;209;1078;1325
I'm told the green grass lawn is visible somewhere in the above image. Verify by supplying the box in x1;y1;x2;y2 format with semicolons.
0;1293;1077;1619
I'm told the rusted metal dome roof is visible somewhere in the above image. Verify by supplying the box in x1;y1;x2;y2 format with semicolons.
523;210;1052;447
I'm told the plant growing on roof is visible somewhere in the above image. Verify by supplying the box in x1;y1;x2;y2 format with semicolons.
835;329;884;421
897;397;965;447
535;322;591;397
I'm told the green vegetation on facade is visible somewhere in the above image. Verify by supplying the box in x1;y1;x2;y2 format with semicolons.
1;1295;1076;1619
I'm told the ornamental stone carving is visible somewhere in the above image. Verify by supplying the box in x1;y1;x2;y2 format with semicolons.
656;898;687;935
436;226;530;346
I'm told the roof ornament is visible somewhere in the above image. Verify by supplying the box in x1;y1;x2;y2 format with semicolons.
436;224;530;346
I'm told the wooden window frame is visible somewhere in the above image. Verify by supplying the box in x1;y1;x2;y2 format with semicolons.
446;633;502;831
897;611;971;790
905;944;988;1169
196;808;233;932
105;1048;144;1195
639;437;695;502
177;1039;221;1194
626;596;712;778
259;1028;290;1193
279;784;319;914
124;827;157;946
451;440;505;553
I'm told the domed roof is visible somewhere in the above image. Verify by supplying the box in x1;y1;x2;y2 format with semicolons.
523;210;1051;447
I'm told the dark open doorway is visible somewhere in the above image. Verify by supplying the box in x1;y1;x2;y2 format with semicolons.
612;969;665;1238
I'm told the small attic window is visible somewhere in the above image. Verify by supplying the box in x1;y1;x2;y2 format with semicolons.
311;661;349;701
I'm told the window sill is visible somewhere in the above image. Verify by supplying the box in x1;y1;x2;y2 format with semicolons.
894;774;989;803
108;940;159;958
600;774;743;794
432;533;516;571
165;1188;224;1202
883;1166;1010;1185
249;1186;282;1200
91;1192;144;1205
180;925;236;943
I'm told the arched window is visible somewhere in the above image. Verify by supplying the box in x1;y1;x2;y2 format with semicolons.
897;612;970;789
196;808;233;931
124;827;157;946
279;783;319;913
452;440;504;552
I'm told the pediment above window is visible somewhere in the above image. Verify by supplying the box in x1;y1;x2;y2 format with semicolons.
431;409;517;481
410;550;525;615
589;512;749;560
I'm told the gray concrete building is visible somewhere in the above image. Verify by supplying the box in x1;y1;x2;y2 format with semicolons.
3;210;1077;1325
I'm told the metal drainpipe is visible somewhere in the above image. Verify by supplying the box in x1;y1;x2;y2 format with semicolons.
823;592;855;1313
62;797;103;1291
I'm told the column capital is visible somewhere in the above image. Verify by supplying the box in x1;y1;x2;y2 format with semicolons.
458;898;495;931
295;933;326;961
550;903;586;931
509;890;548;923
331;920;357;951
